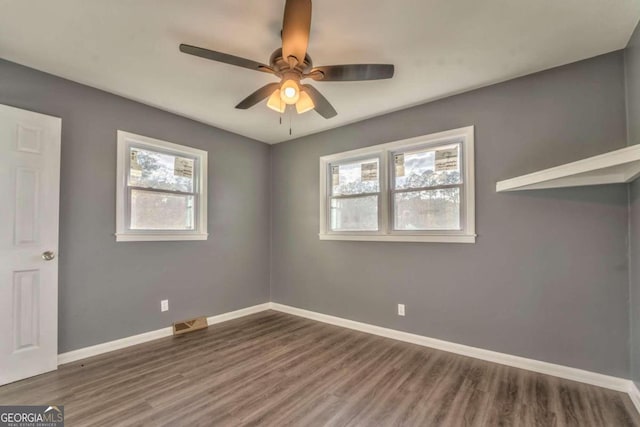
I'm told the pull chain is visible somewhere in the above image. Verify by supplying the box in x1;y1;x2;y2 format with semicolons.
276;105;293;136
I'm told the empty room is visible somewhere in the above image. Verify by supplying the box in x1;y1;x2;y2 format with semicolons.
2;0;640;425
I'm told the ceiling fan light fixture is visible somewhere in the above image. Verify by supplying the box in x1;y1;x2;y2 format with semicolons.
280;79;300;105
180;0;394;119
296;90;315;114
267;90;286;113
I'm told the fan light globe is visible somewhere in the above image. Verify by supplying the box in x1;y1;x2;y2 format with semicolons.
266;90;286;113
280;79;300;104
296;91;315;114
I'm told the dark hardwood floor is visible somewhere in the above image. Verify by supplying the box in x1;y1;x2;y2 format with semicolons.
0;310;638;426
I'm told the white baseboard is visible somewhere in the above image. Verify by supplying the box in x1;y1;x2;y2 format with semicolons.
206;303;271;325
56;300;639;414
269;302;632;393
57;303;271;365
629;382;640;415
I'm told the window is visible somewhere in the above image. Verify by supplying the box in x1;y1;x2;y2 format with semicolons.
116;131;208;241
319;126;475;243
330;157;380;232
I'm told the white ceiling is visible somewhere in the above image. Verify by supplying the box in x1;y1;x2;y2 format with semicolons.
1;1;639;144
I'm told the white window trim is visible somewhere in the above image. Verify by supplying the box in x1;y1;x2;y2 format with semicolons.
319;126;475;243
116;130;208;242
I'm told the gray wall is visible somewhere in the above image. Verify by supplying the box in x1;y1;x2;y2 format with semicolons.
630;181;640;387
0;59;271;353
626;22;640;387
627;23;640;146
271;51;630;377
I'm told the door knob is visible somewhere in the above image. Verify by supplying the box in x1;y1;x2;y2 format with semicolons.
42;251;55;261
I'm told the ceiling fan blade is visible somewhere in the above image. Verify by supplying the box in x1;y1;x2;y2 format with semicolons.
281;0;311;66
309;64;394;81
302;84;337;119
235;83;281;109
180;44;273;74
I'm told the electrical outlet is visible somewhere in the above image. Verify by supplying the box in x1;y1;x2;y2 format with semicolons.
398;304;405;316
161;299;169;312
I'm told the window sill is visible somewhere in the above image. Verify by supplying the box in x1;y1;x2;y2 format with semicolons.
115;233;209;242
318;233;476;243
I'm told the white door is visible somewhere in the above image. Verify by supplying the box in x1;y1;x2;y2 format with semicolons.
0;104;61;385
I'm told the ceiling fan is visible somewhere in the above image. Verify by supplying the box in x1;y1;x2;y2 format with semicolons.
179;0;394;119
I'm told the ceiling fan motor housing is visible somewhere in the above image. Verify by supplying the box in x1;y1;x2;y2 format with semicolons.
269;48;313;76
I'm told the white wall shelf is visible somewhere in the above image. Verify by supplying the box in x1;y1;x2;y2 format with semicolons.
496;145;640;192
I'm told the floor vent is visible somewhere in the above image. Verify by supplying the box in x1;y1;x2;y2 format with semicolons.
172;316;208;336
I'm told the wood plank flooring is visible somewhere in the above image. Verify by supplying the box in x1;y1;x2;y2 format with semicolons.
0;311;638;426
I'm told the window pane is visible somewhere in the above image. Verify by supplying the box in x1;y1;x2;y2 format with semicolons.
130;189;195;230
330;196;378;231
394;188;460;230
130;147;194;193
331;158;379;196
394;144;461;190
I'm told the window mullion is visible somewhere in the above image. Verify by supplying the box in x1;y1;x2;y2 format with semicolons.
127;185;195;197
330;192;380;200
391;183;463;194
380;150;390;235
